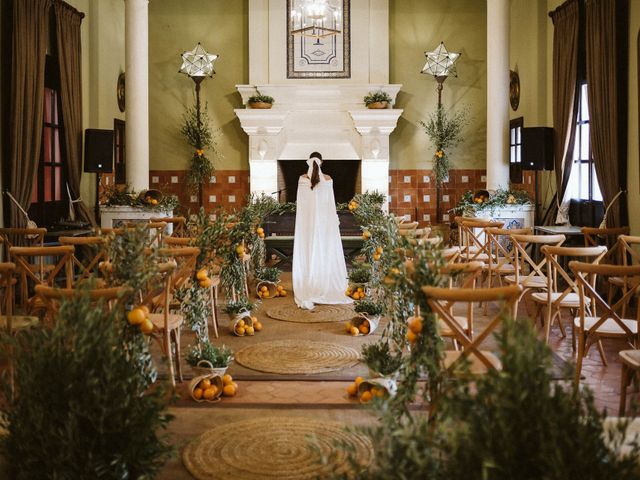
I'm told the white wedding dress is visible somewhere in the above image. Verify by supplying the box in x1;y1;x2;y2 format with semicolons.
292;160;352;310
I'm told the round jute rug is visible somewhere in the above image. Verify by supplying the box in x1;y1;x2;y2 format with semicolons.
235;339;361;375
182;417;373;480
265;303;355;323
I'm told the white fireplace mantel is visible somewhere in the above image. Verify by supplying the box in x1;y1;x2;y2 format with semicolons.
236;0;401;208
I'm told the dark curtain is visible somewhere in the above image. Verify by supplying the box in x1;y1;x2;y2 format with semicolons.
8;0;51;227
585;0;628;227
54;1;93;224
547;0;580;225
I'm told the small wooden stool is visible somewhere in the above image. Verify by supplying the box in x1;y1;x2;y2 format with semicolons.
619;349;640;416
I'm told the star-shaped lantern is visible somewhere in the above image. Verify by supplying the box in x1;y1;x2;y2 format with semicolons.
179;43;219;77
421;42;460;79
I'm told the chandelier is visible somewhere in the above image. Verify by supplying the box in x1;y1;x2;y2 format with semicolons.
290;0;342;39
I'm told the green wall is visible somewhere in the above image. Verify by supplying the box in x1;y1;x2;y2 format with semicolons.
389;0;487;170
148;0;249;171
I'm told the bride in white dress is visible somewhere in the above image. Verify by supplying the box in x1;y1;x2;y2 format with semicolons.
292;152;352;310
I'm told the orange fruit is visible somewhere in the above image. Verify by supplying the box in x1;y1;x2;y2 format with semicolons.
151;199;158;205
200;278;212;288
236;326;246;336
257;292;263;298
374;388;386;398
251;316;258;322
345;322;352;333
127;308;146;325
351;292;360;300
222;374;233;386
245;326;255;335
360;391;373;403
193;387;203;400
347;383;358;397
203;387;217;400
253;321;263;331
280;291;287;297
262;291;270;298
260;286;268;292
139;305;150;317
223;384;237;397
232;382;239;390
274;291;280;297
359;324;369;335
256;227;264;235
196;269;209;281
362;231;371;240
237;319;246;328
373;254;381;261
350;326;359;336
235;245;245;255
199;378;212;390
139;318;154;334
357;287;364;293
406;330;417;344
408;316;423;334
376;246;383;254
354;376;364;386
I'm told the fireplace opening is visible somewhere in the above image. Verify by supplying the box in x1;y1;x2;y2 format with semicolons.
277;160;361;203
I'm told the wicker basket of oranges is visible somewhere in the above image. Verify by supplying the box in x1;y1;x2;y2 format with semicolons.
230;311;255;337
189;373;223;403
344;313;379;337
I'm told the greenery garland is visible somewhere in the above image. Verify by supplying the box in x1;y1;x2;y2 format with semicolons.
451;188;531;216
419;105;469;186
180;102;221;190
103;184;179;212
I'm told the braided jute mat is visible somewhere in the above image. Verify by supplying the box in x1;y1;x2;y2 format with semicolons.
265;303;356;323
182;417;373;480
234;339;361;375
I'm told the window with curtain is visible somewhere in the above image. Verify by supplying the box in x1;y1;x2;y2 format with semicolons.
29;52;68;226
565;82;602;202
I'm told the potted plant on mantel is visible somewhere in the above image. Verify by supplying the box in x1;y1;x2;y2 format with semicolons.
364;90;392;109
248;94;274;109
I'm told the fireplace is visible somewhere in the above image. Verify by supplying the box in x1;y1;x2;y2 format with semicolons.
233;1;403;211
277;160;361;203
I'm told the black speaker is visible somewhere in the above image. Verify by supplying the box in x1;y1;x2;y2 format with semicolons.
84;129;114;173
569;199;604;227
522;127;554;171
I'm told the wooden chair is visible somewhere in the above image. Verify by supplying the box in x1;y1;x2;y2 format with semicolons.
582;226;629;257
0;228;47;307
609;235;640;317
436;261;484;350
141;261;184;385
504;233;566;317
58;236;107;284
422;284;522;374
458;218;504;264
619;349;640;416
569;262;640;383
151;216;187;237
34;284;125;325
8;246;75;316
0;262;38;397
485;227;532;289
532;245;607;344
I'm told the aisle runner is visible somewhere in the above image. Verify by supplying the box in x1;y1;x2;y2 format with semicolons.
235;339;360;375
183;417;373;480
265;303;355;323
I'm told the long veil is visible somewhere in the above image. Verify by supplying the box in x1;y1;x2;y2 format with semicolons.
292;158;351;310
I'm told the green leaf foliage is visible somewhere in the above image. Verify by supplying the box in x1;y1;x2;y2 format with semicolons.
0;287;174;479
361;339;402;377
186;342;233;368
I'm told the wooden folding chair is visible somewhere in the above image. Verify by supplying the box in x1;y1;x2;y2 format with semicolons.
436;261;484;350
34;284;125;326
151;216;187;238
504;233;566;317
422;284;522;374
569;262;640;383
58;236;107;284
582;226;629;258
8;246;75;316
532;245;607;344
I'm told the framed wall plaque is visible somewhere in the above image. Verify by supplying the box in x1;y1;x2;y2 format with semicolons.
287;0;351;79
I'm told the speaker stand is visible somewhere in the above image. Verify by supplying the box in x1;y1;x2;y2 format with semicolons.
95;172;102;225
534;170;539;225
